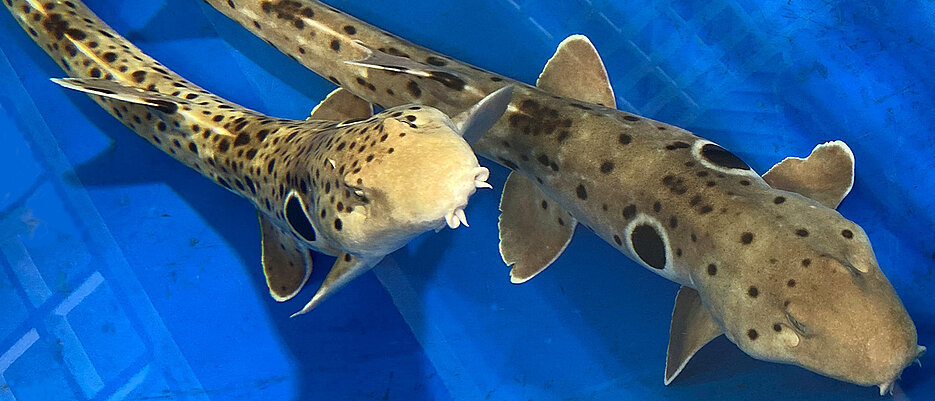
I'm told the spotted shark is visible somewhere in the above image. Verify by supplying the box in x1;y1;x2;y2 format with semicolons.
4;0;514;316
204;0;925;392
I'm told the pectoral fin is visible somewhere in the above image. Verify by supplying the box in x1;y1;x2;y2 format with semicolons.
308;87;373;120
665;286;723;385
259;212;312;302
499;172;577;283
451;85;514;143
537;35;616;108
762;141;855;209
291;253;378;317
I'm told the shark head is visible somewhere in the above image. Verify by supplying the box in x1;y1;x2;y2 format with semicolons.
695;191;922;392
325;86;512;258
337;106;490;256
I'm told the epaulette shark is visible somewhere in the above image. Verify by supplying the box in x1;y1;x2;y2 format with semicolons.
205;0;923;393
3;0;513;316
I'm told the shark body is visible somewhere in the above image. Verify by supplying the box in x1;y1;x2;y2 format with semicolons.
204;0;924;392
4;0;515;315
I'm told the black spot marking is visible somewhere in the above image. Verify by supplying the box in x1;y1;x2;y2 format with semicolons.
131;70;147;83
739;179;751;186
618;133;632;145
330;40;340;51
787;279;796;287
802;259;811;267
576;184;587;200
773;324;782;332
150;100;178;115
795;229;809;237
701;144;751;170
669;216;678;229
622;205;637;220
631;224;666;269
343;25;356;34
774;196;786;204
427;71;466;90
662;175;688;195
333;218;343;230
841;229;854;239
665;141;690;150
747;329;759;340
233;132;251;147
507;100;571;138
748;286;759;297
407;80;422;97
741;232;754;244
600;161;614;174
613;234;622;246
707;264;717;276
653;202;662;213
285;195;316;242
540;200;548;209
426;56;446;66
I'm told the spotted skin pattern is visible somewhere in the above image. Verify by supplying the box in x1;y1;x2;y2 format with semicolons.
4;0;493;315
204;0;923;392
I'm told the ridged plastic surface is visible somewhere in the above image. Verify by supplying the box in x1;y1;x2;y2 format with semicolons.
0;0;931;400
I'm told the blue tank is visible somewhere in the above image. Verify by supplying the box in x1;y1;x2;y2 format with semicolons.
0;0;931;399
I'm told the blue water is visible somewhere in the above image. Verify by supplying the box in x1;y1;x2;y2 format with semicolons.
0;0;932;400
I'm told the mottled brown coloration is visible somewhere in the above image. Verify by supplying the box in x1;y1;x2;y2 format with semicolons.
7;0;495;315
204;0;922;391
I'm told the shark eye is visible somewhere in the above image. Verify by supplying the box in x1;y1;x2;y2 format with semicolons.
346;185;370;204
285;192;317;242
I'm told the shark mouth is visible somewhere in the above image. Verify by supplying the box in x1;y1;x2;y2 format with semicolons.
878;345;926;396
442;167;491;230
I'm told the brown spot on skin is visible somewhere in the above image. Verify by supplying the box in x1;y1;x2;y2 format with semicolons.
741;232;754;244
748;286;759;297
748;329;759;340
707;264;717;276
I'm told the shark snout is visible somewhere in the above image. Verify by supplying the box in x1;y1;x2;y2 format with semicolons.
442;167;491;229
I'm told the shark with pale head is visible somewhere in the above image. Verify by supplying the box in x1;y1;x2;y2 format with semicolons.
4;0;513;316
205;0;924;392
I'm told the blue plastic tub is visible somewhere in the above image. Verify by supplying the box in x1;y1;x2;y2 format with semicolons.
0;0;932;400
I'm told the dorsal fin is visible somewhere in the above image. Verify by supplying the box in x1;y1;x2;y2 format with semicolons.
762;141;855;209
309;88;373;121
536;35;616;108
665;286;723;385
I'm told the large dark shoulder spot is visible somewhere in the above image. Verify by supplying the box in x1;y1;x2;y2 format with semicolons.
701;143;750;170
631;224;666;269
285;195;316;242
